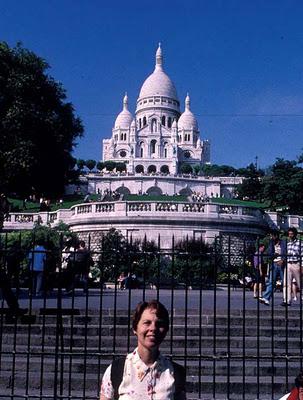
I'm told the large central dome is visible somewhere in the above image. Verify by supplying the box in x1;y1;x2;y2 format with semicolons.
138;44;179;101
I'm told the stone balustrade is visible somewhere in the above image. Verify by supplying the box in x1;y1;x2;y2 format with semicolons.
3;201;267;232
5;201;303;248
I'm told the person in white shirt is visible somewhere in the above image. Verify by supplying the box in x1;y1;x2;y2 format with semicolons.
100;300;186;400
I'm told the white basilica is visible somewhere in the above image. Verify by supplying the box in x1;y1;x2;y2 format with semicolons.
102;44;210;175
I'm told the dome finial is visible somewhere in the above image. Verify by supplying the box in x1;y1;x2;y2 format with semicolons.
185;93;190;111
123;92;128;110
155;43;163;71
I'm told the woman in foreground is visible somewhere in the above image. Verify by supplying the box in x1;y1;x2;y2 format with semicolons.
100;299;186;400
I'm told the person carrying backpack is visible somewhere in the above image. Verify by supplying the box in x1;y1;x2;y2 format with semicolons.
100;300;186;399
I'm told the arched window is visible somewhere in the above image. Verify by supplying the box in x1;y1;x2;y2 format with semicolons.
163;142;168;158
140;147;144;157
124;133;127;140
139;119;142;128
188;134;190;141
143;116;147;126
120;133;123;140
150;139;157;154
167;117;172;128
161;116;166;126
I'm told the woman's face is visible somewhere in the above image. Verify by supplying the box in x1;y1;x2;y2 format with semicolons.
299;387;303;400
134;307;168;351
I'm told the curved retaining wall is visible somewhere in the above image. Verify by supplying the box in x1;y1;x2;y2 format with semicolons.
3;201;270;248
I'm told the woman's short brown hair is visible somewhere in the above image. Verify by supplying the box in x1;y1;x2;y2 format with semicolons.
132;300;169;332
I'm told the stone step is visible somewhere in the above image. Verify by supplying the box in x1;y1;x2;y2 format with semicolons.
1;334;302;349
0;371;294;397
0;356;301;377
0;344;302;359
0;307;299;399
2;309;302;325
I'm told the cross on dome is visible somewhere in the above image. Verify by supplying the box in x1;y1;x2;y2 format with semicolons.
114;92;133;128
155;43;163;71
137;43;179;105
123;92;129;110
185;93;191;111
178;93;198;130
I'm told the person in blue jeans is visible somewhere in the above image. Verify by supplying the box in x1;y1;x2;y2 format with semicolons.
28;240;47;296
260;231;287;305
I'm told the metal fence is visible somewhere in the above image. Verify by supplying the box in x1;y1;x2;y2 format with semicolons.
0;232;302;399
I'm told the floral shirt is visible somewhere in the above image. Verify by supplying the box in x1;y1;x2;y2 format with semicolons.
100;348;176;399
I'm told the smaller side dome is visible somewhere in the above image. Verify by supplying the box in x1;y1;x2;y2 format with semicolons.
178;94;198;130
114;93;133;129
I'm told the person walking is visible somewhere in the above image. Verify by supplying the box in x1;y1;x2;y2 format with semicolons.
259;231;286;305
28;240;47;297
281;227;302;307
60;238;76;294
74;240;92;293
252;243;267;299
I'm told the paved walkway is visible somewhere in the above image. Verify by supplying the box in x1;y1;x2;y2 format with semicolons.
11;286;292;312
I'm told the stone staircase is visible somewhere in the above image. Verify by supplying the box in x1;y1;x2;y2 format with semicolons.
0;308;302;399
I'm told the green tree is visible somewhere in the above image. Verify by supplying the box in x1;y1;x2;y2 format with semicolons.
180;163;193;174
116;162;127;172
76;159;86;172
0;194;10;231
201;164;236;177
0;41;84;197
236;163;264;201
193;164;201;175
263;158;303;213
173;237;212;287
97;228;129;281
104;161;116;172
85;159;96;172
0;222;77;285
96;228;159;282
96;161;104;172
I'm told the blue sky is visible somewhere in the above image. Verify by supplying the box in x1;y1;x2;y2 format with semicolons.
1;0;303;168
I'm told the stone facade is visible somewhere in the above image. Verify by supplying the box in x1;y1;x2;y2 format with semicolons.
102;44;210;175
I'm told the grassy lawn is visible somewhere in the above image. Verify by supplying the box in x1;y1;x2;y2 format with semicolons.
124;194;188;202
211;197;269;209
8;194;99;213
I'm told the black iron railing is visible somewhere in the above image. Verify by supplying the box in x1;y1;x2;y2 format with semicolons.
0;232;302;399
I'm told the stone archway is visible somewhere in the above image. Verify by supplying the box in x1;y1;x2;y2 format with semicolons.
179;187;193;196
115;186;131;196
135;165;144;173
147;165;157;174
160;165;169;174
146;186;162;196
